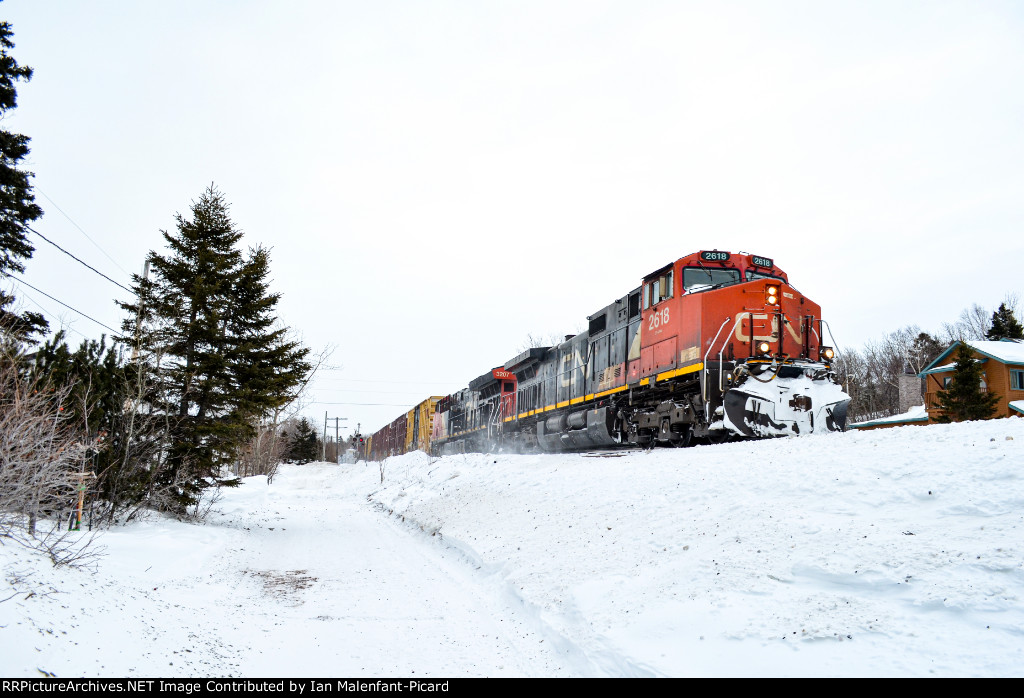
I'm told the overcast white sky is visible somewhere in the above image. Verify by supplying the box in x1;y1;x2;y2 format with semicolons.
4;0;1023;433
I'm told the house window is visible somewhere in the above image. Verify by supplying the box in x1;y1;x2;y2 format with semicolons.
1012;369;1024;391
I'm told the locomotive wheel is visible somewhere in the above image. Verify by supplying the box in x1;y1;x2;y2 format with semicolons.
704;430;732;445
671;427;693;448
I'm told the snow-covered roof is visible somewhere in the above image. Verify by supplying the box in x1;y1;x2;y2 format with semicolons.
919;361;984;376
919;339;1024;377
1011;400;1024;416
850;404;929;429
966;339;1024;364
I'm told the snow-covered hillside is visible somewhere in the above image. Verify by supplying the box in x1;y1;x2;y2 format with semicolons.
2;418;1023;677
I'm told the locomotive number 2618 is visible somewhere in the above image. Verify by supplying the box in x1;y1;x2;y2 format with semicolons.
649;307;670;330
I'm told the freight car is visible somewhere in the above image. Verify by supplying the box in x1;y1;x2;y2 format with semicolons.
362;250;850;460
362;397;442;461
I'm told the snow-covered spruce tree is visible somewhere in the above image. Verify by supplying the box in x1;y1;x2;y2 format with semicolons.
118;185;310;515
0;16;46;343
985;303;1024;341
933;344;999;423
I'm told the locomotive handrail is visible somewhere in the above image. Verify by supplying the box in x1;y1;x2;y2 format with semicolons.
488;395;504;437
820;319;842;358
702;317;734;418
717;314;750;395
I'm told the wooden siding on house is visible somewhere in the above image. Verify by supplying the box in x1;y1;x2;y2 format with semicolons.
922;342;1024;422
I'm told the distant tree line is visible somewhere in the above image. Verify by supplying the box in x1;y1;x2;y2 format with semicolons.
835;295;1022;424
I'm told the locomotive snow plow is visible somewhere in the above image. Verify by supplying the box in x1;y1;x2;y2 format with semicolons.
721;361;850;438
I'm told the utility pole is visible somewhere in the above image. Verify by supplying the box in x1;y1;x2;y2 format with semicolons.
326;416;348;462
130;260;149;361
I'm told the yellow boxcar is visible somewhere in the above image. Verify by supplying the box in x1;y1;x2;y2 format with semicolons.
405;397;443;454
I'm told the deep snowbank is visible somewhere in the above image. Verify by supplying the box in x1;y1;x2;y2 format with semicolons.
2;418;1022;677
364;419;1024;676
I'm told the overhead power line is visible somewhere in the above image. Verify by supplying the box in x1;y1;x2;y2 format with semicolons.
316;374;463;384
29;227;134;293
314;387;441;395
0;271;120;334
36;188;132;277
14;286;90;341
310;401;419;407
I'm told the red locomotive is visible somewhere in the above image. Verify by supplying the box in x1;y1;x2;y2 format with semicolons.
362;250;850;459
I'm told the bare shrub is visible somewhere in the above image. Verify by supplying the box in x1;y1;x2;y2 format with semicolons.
186;483;223;522
0;354;99;566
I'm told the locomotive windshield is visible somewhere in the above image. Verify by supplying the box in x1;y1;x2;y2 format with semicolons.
745;269;784;283
683;267;740;292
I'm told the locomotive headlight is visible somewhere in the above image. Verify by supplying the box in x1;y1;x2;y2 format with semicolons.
757;341;771;355
766;286;779;305
821;346;835;361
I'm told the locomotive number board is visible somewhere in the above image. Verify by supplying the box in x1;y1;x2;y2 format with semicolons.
699;251;730;262
751;255;773;268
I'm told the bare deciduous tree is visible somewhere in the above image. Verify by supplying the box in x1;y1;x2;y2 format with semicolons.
942;303;992;343
836;325;943;423
235;420;289;481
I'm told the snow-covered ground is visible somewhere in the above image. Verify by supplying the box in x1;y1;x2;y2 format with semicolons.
2;418;1023;677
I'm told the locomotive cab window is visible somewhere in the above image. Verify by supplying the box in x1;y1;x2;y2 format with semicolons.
683;267;740;291
745;269;785;283
644;271;674;308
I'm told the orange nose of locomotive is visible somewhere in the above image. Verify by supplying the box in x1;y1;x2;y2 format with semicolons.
720;279;831;363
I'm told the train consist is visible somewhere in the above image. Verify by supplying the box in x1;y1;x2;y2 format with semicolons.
360;397;441;463
357;250;850;461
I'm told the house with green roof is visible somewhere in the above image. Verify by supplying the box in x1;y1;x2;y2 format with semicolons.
919;339;1024;422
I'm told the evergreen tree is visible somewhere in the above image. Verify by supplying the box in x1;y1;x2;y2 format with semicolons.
933;344;999;422
285;417;319;464
909;332;944;371
985;303;1024;341
119;185;311;514
29;332;161;522
32;332;123;437
0;16;46;341
226;245;311;432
